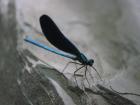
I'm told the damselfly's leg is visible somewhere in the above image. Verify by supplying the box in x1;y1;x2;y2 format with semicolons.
87;67;99;90
87;67;95;83
91;66;102;81
84;66;90;87
73;65;85;87
61;61;82;73
61;61;76;73
74;63;84;77
74;65;85;75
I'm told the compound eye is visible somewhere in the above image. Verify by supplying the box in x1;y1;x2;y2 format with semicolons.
89;59;94;66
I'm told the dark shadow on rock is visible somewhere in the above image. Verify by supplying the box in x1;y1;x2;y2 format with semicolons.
0;0;30;105
18;49;87;105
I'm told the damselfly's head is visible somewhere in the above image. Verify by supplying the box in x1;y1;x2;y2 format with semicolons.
78;53;94;66
88;59;94;66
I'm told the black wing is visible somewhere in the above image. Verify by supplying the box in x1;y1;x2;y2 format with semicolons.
40;15;81;57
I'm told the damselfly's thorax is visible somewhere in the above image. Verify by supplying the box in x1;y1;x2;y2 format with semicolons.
76;53;94;66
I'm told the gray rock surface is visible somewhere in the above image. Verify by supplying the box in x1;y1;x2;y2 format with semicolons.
0;0;29;105
0;0;139;105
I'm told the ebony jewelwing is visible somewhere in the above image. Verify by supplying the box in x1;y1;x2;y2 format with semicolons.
24;15;101;80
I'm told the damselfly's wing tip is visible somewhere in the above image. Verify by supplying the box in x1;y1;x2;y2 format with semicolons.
40;15;49;22
39;14;57;36
39;15;53;25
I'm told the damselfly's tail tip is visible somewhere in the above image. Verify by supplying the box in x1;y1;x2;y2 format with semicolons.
24;36;28;42
24;36;31;42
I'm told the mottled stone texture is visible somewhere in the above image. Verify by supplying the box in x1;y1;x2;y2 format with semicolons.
0;0;29;105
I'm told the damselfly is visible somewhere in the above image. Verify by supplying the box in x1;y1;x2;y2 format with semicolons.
24;15;101;86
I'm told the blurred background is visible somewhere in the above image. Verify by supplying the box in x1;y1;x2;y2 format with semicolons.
0;0;140;105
